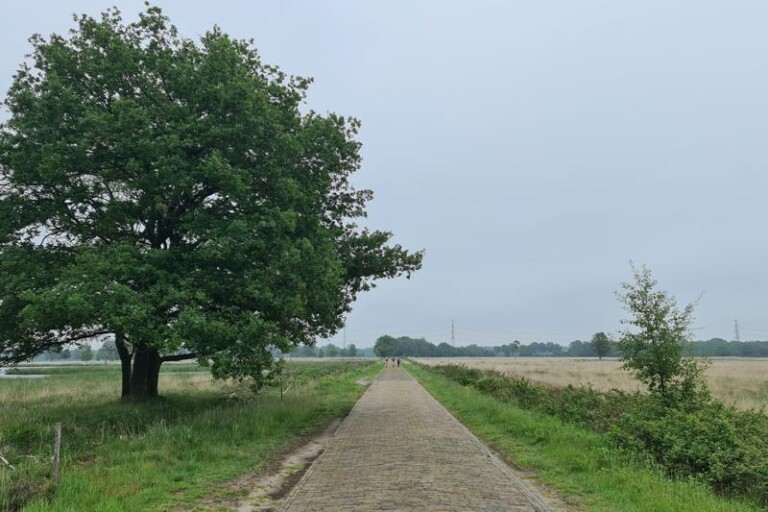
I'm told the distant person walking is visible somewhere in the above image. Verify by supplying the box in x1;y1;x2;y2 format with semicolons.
396;358;400;367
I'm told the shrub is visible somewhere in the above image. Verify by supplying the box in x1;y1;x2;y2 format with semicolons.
430;364;482;386
611;401;768;502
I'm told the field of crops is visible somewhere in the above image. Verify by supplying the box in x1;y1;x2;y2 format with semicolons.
412;357;768;410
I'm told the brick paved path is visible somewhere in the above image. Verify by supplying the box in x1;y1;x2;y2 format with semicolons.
280;367;551;512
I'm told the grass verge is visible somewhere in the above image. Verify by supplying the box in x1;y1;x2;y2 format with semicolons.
1;360;380;511
406;362;760;512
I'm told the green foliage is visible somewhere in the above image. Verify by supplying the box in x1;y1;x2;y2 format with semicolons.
426;363;483;386
610;402;768;503
373;335;521;357
617;265;706;403
0;5;421;396
591;332;612;360
371;333;768;360
684;338;768;357
289;343;360;357
420;363;768;506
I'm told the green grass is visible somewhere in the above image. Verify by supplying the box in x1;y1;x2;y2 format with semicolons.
406;362;760;512
1;360;380;511
7;363;209;375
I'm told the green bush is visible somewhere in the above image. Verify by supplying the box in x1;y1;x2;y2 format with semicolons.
611;402;768;502
430;364;483;386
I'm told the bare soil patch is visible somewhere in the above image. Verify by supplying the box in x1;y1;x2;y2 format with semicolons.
192;418;341;512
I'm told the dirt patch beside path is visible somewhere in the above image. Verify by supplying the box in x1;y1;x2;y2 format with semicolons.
193;419;341;512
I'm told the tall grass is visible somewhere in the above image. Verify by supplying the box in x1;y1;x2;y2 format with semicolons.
413;357;768;410
0;361;379;511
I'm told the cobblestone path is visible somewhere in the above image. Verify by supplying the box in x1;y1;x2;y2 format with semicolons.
280;367;551;512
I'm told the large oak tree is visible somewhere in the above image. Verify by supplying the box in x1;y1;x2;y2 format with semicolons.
0;6;422;398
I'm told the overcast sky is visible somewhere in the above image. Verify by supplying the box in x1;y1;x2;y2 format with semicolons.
2;1;767;347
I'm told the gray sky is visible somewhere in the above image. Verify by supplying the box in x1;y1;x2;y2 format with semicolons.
2;1;767;347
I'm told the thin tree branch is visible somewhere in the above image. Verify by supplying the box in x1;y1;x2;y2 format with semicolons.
160;352;198;363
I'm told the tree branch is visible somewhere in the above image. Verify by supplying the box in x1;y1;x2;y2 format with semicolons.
61;330;111;344
160;352;198;363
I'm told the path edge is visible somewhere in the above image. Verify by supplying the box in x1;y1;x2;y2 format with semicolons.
277;365;384;511
405;365;554;512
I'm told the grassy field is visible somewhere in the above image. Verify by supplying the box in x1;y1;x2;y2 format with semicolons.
0;360;380;511
412;357;768;410
406;362;762;512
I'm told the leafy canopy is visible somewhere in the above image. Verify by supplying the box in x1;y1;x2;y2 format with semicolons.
617;265;706;404
590;331;611;360
0;5;422;389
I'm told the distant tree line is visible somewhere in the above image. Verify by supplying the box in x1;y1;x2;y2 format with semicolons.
27;336;768;364
33;342;115;362
373;335;522;358
29;340;376;362
288;343;371;358
372;334;768;358
683;338;768;357
30;341;377;362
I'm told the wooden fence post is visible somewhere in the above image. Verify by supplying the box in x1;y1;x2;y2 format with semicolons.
52;422;62;491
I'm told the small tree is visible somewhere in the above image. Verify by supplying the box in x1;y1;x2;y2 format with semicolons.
347;343;357;357
499;340;520;357
80;345;94;362
591;332;611;360
617;265;706;405
373;335;397;357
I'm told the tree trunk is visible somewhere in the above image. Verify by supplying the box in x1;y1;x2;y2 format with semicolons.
117;338;163;400
147;350;161;397
116;333;132;398
128;344;162;399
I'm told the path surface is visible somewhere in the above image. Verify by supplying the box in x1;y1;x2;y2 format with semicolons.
281;367;550;512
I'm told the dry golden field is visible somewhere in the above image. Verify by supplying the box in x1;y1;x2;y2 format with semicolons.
412;357;768;411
